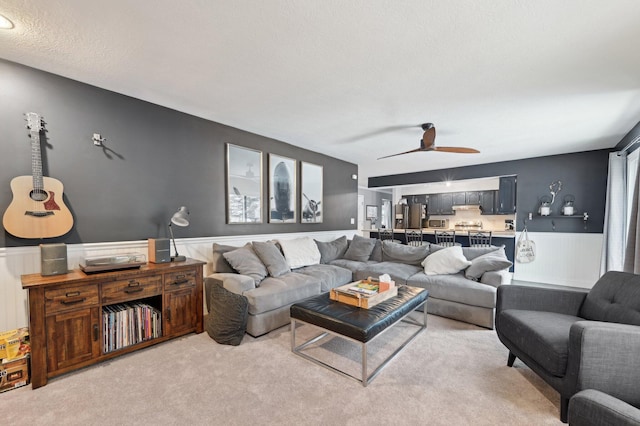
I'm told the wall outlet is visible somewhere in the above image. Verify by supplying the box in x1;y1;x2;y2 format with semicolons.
350;218;355;225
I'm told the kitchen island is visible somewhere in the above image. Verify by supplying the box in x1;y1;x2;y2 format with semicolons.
362;228;516;270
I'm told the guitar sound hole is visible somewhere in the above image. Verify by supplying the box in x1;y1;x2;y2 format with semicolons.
30;189;48;202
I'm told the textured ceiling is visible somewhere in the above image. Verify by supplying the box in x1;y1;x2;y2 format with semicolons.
1;0;639;186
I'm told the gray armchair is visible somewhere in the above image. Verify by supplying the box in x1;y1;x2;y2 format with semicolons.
569;389;640;426
495;271;640;423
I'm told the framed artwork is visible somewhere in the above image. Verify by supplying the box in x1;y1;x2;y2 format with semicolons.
269;154;296;223
226;144;263;224
366;205;378;220
301;162;323;223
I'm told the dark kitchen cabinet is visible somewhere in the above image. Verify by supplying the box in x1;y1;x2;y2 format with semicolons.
466;191;480;205
497;176;517;214
452;192;466;205
426;193;454;215
479;191;495;215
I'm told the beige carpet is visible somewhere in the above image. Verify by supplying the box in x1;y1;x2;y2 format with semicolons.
0;314;562;425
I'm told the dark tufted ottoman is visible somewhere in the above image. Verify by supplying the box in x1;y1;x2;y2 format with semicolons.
290;285;428;386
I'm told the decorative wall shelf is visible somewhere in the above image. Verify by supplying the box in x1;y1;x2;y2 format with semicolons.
529;211;589;231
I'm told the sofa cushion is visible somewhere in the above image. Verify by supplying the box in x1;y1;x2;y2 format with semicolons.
205;281;248;346
223;243;268;286
252;241;291;277
465;247;512;280
343;235;376;262
328;258;374;273
278;237;322;269
296;264;353;292
422;246;471;275
212;243;237;273
243;272;321;315
498;309;582;377
355;261;423;285
579;271;640;325
314;236;349;264
381;241;429;265
406;272;497;309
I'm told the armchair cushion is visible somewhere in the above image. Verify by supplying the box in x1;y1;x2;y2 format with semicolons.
498;310;582;377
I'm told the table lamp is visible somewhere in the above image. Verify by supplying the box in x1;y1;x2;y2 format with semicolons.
169;206;189;262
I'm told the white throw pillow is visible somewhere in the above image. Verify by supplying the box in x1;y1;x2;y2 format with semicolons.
421;246;472;276
278;237;321;269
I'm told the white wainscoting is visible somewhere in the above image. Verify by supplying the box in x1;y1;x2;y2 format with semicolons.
512;232;603;289
0;230;358;332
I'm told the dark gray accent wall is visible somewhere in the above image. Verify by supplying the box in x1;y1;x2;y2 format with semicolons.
369;150;611;233
0;60;358;247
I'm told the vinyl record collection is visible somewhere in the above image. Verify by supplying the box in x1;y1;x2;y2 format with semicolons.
102;302;161;353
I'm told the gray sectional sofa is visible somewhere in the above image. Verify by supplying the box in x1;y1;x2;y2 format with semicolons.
205;235;512;337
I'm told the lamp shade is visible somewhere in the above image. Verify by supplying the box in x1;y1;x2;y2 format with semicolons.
170;206;189;227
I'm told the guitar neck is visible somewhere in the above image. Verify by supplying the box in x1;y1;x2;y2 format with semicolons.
30;129;44;190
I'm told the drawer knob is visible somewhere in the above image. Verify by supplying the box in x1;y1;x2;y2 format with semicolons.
124;287;143;294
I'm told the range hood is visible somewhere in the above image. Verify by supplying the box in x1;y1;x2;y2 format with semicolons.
452;205;482;211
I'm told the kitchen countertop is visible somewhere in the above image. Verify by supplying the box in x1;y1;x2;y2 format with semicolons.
362;228;516;238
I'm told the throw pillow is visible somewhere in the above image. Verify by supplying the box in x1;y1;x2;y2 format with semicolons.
465;247;512;280
462;245;501;261
205;281;248;346
252;241;291;277
343;235;376;262
314;236;349;263
421;246;472;276
382;241;430;265
222;243;268;286
369;239;383;262
278;237;321;269
212;243;237;273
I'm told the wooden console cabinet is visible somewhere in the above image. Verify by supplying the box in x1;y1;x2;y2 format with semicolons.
21;258;205;389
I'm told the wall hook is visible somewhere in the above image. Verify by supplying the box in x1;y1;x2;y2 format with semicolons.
93;133;106;146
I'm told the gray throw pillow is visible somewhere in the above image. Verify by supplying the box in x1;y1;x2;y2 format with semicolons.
223;243;268;286
252;241;290;277
382;241;430;265
315;236;349;263
212;243;237;273
205;281;248;346
369;239;383;262
343;235;376;262
461;245;501;261
465;247;512;280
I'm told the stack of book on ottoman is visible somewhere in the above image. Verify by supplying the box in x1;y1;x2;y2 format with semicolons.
329;275;397;309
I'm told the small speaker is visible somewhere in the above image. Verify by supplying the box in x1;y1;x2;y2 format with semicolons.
148;238;171;263
40;243;68;276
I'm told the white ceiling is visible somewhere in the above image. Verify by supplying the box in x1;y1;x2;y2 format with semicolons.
1;1;639;186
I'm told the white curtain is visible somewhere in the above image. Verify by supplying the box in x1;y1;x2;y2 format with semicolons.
600;152;627;274
624;156;640;273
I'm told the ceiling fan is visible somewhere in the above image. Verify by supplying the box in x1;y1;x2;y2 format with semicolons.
377;123;480;160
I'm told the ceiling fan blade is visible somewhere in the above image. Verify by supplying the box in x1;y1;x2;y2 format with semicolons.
377;147;425;160
432;146;480;154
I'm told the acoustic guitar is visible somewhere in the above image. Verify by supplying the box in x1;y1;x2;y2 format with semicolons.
2;112;73;238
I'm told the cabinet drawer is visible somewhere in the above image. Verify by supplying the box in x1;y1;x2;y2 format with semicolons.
164;270;196;291
45;284;99;314
101;276;162;304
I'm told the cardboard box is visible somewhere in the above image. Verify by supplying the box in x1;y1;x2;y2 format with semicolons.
0;327;30;392
0;355;29;392
0;327;30;360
